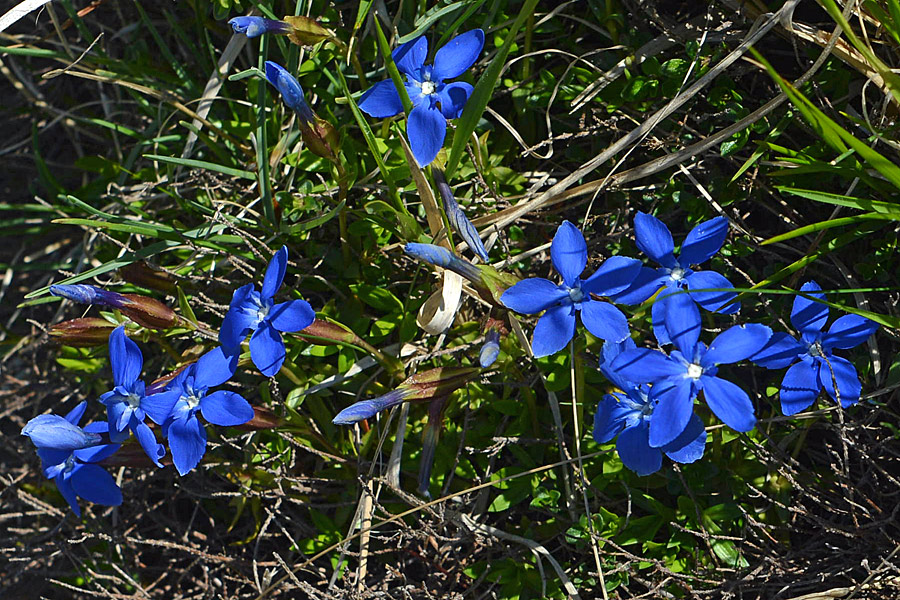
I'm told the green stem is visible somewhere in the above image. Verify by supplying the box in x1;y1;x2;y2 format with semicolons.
256;35;276;226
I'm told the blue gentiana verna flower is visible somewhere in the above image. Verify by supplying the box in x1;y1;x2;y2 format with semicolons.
332;388;413;425
752;281;879;415
500;221;641;358
151;347;252;475
610;299;771;447
479;329;501;368
22;401;122;516
614;213;740;345
403;242;482;282
50;283;176;328
228;16;291;38
594;339;706;476
264;61;315;124
100;326;171;467
358;29;485;167
220;246;315;377
433;167;488;261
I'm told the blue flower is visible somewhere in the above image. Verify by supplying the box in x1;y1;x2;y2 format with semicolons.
610;297;771;447
358;29;485;167
151;347;253;475
614;212;740;345
219;246;315;377
751;281;879;415
49;283;176;328
594;339;706;476
228;16;291;38
99;326;170;467
264;61;315;124
22;402;122;516
500;221;642;358
479;329;501;368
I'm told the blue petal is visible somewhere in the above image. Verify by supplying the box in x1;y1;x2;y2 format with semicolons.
168;413;207;476
661;413;706;464
634;212;677;268
229;17;289;38
392;36;428;76
134;421;165;467
701;376;756;433
678;216;728;267
751;332;805;369
407;102;446;167
39;449;71;477
651;288;673;345
264;62;313;122
438;81;473;119
22;414;100;451
55;473;81;516
617;421;662;476
193;346;238;389
610;266;668;305
780;360;821;415
685;270;739;314
822;314;879;350
219;283;258;350
663;290;701;358
580;300;630;342
531;303;576;358
500;278;568;314
268;299;315;333
200;390;254;426
648;379;695;447
73;434;119;464
550;221;587;287
141;389;181;425
70;463;122;508
358;79;405;118
250;322;286;377
598;338;638;390
592;393;632;444
702;323;772;367
64;401;88;426
109;326;142;388
261;246;288;300
790;281;828;335
610;348;685;383
582;256;642;297
818;355;862;408
432;29;485;81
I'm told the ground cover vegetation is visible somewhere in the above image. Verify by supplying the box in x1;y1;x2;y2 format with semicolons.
2;0;900;598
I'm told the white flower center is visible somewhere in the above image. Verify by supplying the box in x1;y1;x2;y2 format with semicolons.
568;286;584;302
185;393;202;410
687;363;704;380
807;341;824;357
421;81;436;95
670;267;685;281
126;393;142;409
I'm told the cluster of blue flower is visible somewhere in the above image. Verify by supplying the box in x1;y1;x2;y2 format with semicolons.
500;216;880;475
23;247;314;515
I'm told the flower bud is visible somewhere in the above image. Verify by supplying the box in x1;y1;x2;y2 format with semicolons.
433;168;488;261
50;284;177;329
403;243;481;282
479;329;501;368
117;261;177;293
332;388;413;425
264;61;315;124
283;16;333;46
300;117;340;162
22;414;102;451
228;16;291;38
49;318;117;347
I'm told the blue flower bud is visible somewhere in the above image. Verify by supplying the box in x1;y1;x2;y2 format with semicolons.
50;284;108;304
403;243;481;283
264;61;315;124
22;414;102;451
434;168;488;261
479;329;500;368
332;388;412;425
228;16;291;38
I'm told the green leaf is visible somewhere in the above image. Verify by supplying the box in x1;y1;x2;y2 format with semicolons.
144;154;255;180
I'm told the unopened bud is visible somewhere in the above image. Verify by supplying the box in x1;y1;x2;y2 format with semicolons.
228;16;291;38
118;261;177;293
265;61;315;124
479;329;501;368
403;243;482;282
49;318;117;347
300;117;340;162
433;168;488;261
50;284;177;329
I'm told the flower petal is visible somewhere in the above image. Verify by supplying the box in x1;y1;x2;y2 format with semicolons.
617;421;662;476
193;346;238;389
134;421;164;467
550;221;586;287
610;348;684;383
268;299;315;333
685;270;739;314
634;212;677;268
701;376;756;433
661;413;707;464
109;326;142;388
780;360;821;415
531;303;576;358
581;300;630;342
168;413;207;476
790;281;828;335
500;278;568;314
72;432;119;464
261;246;288;300
582;256;642;297
392;36;428;76
598;338;638;390
651;288;673;345
663;290;701;358
250;322;286;377
610;266;668;305
219;283;258;350
358;78;405;118
678;216;728;267
818;355;862;407
407;102;446;167
22;414;99;451
438;81;473;119
55;473;81;516
648;379;695;447
200;390;254;426
822;314;879;350
70;464;123;508
264;61;314;122
702;323;772;367
592;393;632;444
432;29;485;81
751;332;805;369
64;401;88;426
141;389;181;426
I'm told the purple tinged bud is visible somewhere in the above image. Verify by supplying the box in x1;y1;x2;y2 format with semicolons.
265;61;315;124
332;388;413;425
228;16;291;38
49;318;117;347
404;243;482;283
50;284;107;304
433;168;488;261
22;414;102;451
50;283;177;329
479;330;501;368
